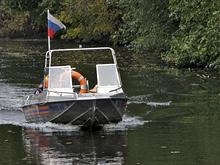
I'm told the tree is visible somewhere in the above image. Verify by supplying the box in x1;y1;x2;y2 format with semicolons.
113;0;174;53
163;0;220;68
60;0;118;43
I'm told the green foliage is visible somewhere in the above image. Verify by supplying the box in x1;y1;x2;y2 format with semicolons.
60;0;117;43
112;0;140;46
163;0;220;68
0;4;30;37
0;0;60;37
0;3;11;27
113;0;174;52
0;0;220;69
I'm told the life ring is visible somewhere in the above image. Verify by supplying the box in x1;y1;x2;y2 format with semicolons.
43;71;88;94
71;71;88;94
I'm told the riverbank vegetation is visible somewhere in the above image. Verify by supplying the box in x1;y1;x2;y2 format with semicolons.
0;0;219;69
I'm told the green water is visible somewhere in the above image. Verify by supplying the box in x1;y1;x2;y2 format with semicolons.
0;40;220;165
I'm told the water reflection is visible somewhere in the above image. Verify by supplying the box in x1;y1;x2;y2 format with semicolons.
23;128;127;165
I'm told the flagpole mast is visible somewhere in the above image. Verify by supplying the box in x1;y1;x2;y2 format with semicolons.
47;9;51;51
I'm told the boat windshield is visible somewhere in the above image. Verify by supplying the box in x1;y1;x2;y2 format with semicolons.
96;64;121;86
48;66;72;89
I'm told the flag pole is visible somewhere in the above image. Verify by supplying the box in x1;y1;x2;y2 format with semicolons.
47;9;51;51
45;9;50;89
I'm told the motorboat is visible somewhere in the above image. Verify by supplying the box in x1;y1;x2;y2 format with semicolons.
22;47;127;128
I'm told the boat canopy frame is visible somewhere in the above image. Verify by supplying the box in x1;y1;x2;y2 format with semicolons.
45;47;117;69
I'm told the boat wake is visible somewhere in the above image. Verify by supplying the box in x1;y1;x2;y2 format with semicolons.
103;115;148;131
0;110;80;132
128;95;172;107
0;83;25;111
0;110;147;132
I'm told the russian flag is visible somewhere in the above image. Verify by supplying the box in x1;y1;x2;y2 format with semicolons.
48;13;66;38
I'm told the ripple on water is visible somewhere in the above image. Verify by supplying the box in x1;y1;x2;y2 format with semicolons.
128;95;172;107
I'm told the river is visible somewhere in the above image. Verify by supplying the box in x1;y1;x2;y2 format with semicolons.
0;39;220;165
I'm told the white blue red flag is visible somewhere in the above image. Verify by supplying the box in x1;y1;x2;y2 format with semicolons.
48;13;66;38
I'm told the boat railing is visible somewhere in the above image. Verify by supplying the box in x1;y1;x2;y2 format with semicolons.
23;95;32;105
45;47;117;68
22;94;44;105
23;90;78;106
